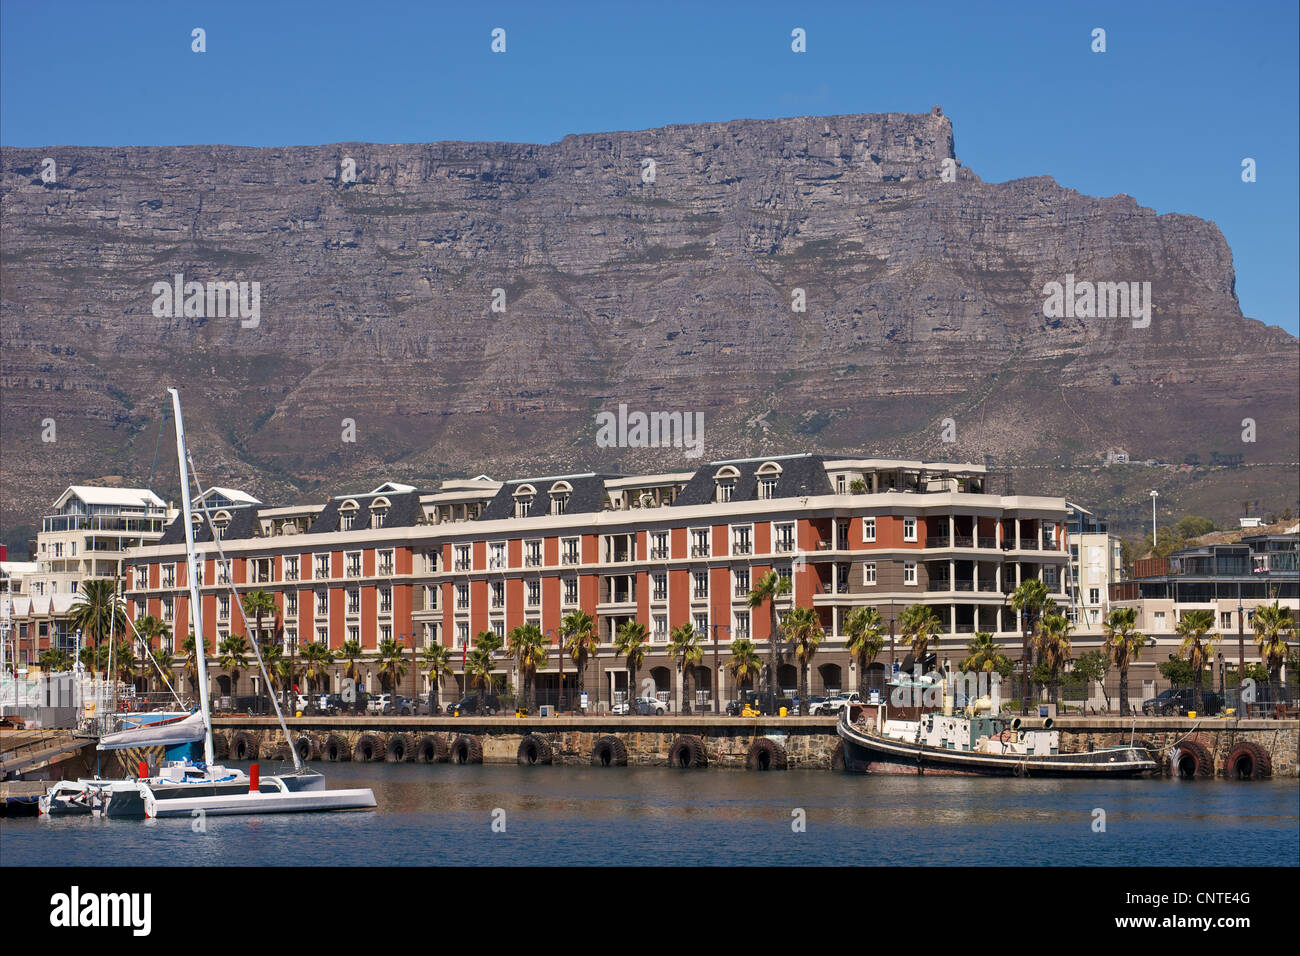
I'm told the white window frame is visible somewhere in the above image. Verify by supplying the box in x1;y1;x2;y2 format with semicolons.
316;590;328;615
489;541;506;570
690;528;710;558
903;517;917;543
345;551;362;578
730;523;753;557
314;553;330;580
904;562;917;586
863;562;876;585
863;518;876;543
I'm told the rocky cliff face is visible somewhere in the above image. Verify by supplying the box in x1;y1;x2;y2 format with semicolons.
2;109;1296;533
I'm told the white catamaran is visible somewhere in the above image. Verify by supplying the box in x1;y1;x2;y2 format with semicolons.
40;389;376;818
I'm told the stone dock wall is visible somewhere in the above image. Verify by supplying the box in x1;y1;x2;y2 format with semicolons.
209;715;1299;777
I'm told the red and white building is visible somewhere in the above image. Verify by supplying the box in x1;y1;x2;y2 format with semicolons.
123;455;1070;709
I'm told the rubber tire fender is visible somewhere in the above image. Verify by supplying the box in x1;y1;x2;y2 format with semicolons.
746;737;788;771
385;733;414;763
450;734;483;765
414;734;448;764
668;735;708;768
1171;738;1214;778
323;733;351;762
590;735;628;767
353;733;385;763
294;735;318;762
211;732;230;760
1225;741;1272;780
517;734;553;766
231;731;258;762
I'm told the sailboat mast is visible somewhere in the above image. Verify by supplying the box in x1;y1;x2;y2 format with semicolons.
169;388;216;767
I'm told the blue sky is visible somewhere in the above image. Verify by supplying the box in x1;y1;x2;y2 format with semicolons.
3;0;1296;333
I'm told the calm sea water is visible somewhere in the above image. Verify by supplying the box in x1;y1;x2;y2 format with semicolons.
4;763;1297;867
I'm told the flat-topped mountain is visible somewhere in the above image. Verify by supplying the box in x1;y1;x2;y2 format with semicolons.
2;109;1296;538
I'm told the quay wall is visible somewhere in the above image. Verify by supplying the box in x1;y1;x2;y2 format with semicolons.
209;715;1299;776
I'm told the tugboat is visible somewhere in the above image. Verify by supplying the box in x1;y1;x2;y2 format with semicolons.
837;672;1158;777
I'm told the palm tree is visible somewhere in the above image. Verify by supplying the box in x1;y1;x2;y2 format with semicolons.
422;643;451;711
152;647;176;693
299;641;335;701
747;570;791;707
1175;609;1218;714
613;620;649;709
782;606;824;715
338;638;363;699
959;632;1013;680
1008;578;1051;712
726;638;762;697
69;579;127;679
217;633;250;698
1252;601;1295;711
466;636;499;699
113;639;137;688
134;614;171;653
182;633;209;698
1036;612;1073;706
560;610;598;706
843;606;885;696
374;637;407;703
241;589;278;705
506;623;547;712
39;648;72;672
899;604;943;670
668;622;704;713
1102;607;1147;716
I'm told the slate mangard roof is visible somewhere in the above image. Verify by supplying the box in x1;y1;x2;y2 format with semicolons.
672;455;834;507
479;474;617;521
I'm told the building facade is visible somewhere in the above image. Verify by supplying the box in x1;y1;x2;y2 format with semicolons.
3;486;172;669
124;455;1071;709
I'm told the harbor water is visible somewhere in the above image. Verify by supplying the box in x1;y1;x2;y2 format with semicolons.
4;764;1296;867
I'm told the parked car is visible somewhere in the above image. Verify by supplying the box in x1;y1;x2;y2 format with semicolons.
391;695;415;716
366;693;392;715
789;695;826;715
1142;688;1223;716
634;696;669;715
811;693;862;715
448;693;500;717
611;699;630;715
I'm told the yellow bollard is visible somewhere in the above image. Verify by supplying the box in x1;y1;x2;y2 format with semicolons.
779;706;787;717
1187;710;1197;719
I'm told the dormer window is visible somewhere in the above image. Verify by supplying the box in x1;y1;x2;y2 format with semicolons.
755;462;782;500
549;481;572;516
370;497;390;529
339;500;359;531
212;510;231;540
513;484;536;519
713;466;740;503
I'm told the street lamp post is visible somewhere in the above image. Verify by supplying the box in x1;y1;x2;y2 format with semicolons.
712;623;720;714
1217;652;1225;696
1149;490;1159;548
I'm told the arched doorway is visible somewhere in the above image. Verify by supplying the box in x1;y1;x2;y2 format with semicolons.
777;663;798;697
865;662;887;694
818;663;842;696
649;666;671;707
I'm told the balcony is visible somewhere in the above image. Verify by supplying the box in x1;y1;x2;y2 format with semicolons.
691;545;710;558
733;586;750;598
732;543;752;556
454;560;471;571
488;557;506;570
524;556;542;568
1020;538;1038;551
978;537;997;549
926;536;950;549
491;598;505;609
775;540;795;553
692;588;709;600
650;547;669;559
954;535;974;548
652;590;668;602
562;553;580;565
816;540;833;551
